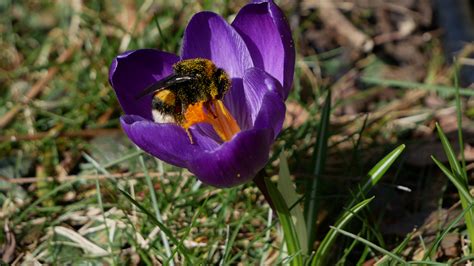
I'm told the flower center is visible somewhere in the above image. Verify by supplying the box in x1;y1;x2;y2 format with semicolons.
183;100;241;142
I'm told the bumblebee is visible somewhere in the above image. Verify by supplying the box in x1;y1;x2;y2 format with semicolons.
136;58;231;125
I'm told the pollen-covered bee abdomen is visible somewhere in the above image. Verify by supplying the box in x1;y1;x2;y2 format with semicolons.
153;90;176;115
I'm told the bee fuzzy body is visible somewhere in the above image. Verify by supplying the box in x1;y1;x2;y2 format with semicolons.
138;58;231;125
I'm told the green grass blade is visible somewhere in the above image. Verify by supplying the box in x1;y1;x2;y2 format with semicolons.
94;178;115;265
336;232;360;265
436;122;474;254
166;195;208;265
265;178;303;266
435;123;465;184
347;144;406;209
361;76;474;96
423;201;474;260
452;255;474;265
453;62;467;180
222;217;245;264
305;90;331;248
407;262;447;265
312;197;374;266
328;226;407;265
356;245;371;266
431;156;473;205
277;151;308;255
14;181;74;223
138;155;173;265
118;188;193;264
102;150;143;169
432;154;474;255
452;61;474;255
83;152;112;176
376;230;416;265
312;144;404;265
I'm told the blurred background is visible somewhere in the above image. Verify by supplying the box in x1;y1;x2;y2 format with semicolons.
1;0;474;264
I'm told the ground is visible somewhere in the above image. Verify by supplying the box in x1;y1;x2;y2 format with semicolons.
1;0;473;264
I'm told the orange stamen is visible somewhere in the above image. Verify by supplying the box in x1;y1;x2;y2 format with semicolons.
184;100;241;142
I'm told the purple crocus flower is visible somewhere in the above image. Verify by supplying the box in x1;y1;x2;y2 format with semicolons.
109;0;295;188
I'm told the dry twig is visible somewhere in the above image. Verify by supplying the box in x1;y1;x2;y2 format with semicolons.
312;0;374;52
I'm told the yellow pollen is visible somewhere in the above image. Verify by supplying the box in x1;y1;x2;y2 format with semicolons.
183;100;241;142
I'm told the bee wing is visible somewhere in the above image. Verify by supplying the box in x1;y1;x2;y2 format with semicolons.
134;75;194;100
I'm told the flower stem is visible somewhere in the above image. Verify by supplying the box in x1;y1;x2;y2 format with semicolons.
253;170;275;211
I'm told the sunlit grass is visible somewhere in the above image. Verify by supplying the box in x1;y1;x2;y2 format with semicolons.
1;0;473;264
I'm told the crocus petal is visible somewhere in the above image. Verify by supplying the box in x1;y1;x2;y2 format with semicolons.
111;1;294;189
252;93;285;138
187;128;274;187
232;0;295;98
110;49;179;120
191;123;222;146
223;78;252;130
181;11;254;79
224;68;283;131
121;115;218;168
243;68;285;136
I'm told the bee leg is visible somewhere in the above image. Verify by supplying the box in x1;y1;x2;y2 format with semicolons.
185;128;194;144
204;101;218;119
179;101;195;144
178;112;194;144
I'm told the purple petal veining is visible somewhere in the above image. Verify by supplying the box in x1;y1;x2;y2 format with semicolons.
109;1;295;187
110;49;179;120
233;0;295;98
187;128;274;187
181;12;254;78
